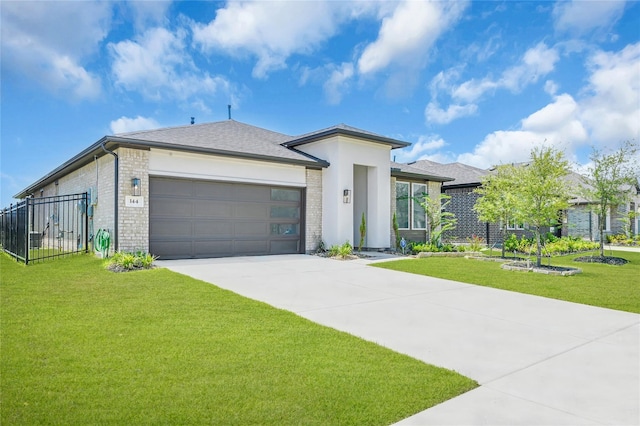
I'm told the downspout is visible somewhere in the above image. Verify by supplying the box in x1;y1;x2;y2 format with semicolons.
100;141;118;252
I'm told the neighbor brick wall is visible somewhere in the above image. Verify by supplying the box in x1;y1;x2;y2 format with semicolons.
305;168;322;252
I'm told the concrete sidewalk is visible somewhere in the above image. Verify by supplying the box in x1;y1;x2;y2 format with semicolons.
157;254;639;425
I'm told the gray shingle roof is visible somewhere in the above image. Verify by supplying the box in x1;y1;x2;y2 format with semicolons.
115;120;322;165
408;160;489;187
390;161;454;182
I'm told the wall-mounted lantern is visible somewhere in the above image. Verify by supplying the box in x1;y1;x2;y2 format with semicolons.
343;189;351;204
131;178;141;196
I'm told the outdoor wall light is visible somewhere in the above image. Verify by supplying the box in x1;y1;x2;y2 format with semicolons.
343;189;351;204
131;178;141;196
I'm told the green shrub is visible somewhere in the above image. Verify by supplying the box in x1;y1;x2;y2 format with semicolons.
107;251;157;272
328;241;353;259
411;243;438;254
467;234;484;252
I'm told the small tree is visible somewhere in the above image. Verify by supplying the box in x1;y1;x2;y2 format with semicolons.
516;146;571;267
579;141;639;256
417;194;457;248
474;164;520;258
358;212;366;252
392;212;400;250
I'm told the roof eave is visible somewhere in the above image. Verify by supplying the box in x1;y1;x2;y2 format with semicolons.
284;128;409;149
391;169;454;182
14;136;328;199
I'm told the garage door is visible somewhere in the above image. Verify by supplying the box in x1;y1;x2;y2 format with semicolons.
150;177;304;259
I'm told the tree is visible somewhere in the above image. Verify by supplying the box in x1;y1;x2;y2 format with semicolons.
417;194;457;248
474;164;520;258
358;212;366;252
516;146;571;267
579;141;639;256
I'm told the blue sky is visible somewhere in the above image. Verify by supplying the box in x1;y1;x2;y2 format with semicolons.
1;0;639;206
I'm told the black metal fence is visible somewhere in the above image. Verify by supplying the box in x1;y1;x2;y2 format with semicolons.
1;193;88;264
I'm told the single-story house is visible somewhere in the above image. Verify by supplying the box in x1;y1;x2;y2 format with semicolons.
15;120;452;259
562;170;640;241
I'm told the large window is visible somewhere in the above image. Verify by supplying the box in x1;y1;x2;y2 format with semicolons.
395;181;428;230
412;183;427;229
395;182;409;229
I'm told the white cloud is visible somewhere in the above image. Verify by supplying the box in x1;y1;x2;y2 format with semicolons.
126;1;171;31
323;63;354;105
393;135;448;163
110;116;161;134
192;1;359;79
0;1;110;99
426;42;560;125
453;42;559;103
425;102;477;124
457;93;587;168
358;1;468;75
109;27;234;107
453;42;640;169
579;42;640;144
553;0;626;35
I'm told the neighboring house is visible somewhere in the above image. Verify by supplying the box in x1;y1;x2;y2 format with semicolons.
15;120;450;259
563;171;640;241
407;160;508;244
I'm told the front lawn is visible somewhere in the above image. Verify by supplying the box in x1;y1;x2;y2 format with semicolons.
0;254;476;425
374;250;640;313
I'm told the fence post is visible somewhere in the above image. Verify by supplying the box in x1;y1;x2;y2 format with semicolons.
84;192;89;253
25;198;30;265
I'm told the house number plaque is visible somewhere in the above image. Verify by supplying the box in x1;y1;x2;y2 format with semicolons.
125;195;144;207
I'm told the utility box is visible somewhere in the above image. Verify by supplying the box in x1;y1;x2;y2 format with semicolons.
30;231;42;248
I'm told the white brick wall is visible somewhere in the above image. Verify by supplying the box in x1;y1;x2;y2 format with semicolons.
34;154;116;255
305;169;323;252
32;148;151;255
117;147;149;253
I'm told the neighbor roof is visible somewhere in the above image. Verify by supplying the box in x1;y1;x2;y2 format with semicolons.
283;123;410;149
390;162;454;182
409;160;489;187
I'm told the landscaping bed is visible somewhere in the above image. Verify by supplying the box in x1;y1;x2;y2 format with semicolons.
501;261;582;276
574;256;629;266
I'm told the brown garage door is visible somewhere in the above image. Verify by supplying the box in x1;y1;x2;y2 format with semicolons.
149;177;304;259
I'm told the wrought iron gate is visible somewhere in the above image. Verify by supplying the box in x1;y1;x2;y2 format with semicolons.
0;193;88;264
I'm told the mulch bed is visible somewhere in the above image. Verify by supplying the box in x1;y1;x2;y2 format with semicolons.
574;256;629;266
501;261;582;276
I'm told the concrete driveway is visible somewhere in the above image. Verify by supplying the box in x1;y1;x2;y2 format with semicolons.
157;254;639;425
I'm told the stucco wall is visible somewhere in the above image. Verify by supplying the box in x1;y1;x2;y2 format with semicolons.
149;149;306;187
296;136;391;248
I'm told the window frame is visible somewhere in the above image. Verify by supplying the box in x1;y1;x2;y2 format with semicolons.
395;181;410;230
506;219;525;230
411;183;427;230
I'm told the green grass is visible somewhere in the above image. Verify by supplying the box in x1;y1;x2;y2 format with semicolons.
375;250;640;314
0;254;476;425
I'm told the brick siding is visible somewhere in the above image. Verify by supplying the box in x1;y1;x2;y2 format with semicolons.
305;169;322;252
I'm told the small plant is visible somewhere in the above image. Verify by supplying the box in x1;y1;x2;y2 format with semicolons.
107;251;157;272
467;234;484;252
328;241;353;259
